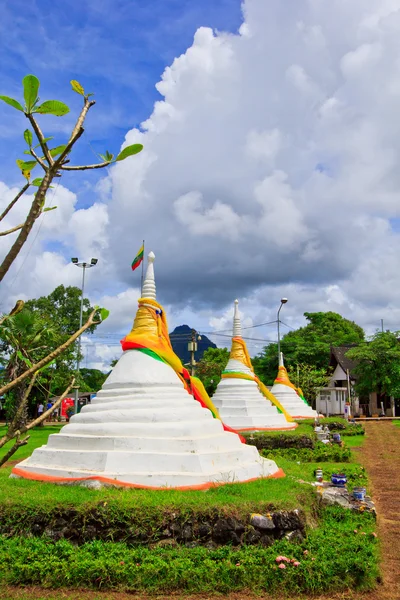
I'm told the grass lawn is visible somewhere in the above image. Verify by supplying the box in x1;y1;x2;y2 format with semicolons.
0;421;378;596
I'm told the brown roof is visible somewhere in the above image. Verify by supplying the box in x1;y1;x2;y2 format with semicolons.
330;345;358;376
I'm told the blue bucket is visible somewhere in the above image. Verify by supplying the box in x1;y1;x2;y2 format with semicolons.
353;487;366;501
331;473;347;487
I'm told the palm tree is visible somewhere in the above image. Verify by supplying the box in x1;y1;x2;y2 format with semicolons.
0;309;55;428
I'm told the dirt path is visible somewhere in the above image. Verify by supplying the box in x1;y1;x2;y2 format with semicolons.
357;421;400;600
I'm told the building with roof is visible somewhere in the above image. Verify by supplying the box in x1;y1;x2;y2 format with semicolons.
316;345;396;417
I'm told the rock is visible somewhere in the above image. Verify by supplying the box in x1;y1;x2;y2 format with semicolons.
226;517;245;534
260;534;275;547
181;525;193;541
272;510;305;531
320;488;354;510
250;513;275;531
285;530;305;543
82;525;97;541
212;518;241;545
32;523;43;535
169;522;181;537
242;527;261;545
198;522;212;538
153;538;178;548
204;540;218;550
185;541;200;548
43;527;64;541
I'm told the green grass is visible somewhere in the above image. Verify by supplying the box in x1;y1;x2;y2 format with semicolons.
0;507;379;595
0;423;379;595
343;435;365;447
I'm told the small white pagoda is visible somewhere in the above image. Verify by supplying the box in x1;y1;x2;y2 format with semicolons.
269;353;318;419
212;300;297;432
13;254;283;489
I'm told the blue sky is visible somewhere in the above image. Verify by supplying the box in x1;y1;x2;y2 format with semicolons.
0;0;242;207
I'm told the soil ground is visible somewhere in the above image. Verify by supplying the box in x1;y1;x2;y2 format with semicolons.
1;421;399;600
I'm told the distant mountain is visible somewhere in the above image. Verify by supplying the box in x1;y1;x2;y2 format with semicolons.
169;324;217;365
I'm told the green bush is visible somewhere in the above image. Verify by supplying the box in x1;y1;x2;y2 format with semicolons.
261;442;352;463
0;507;378;594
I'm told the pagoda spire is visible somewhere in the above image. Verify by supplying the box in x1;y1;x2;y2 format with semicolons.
233;299;242;338
142;251;156;300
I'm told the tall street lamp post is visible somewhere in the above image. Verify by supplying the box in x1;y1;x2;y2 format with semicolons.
71;257;98;414
277;298;288;362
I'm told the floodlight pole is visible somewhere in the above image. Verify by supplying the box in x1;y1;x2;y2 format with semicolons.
277;298;288;362
71;258;98;414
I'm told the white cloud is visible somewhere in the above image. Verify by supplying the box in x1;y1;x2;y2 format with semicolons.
3;0;400;365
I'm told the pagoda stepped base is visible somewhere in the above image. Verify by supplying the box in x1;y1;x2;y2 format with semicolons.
212;381;297;431
13;350;284;489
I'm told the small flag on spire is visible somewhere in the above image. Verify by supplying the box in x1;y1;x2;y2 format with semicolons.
131;244;144;271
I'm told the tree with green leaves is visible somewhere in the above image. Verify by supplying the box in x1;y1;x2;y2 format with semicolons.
0;74;143;281
287;363;332;407
346;331;400;399
79;368;108;393
24;285;98;396
195;347;230;396
0;304;108;467
0;308;55;427
253;312;364;385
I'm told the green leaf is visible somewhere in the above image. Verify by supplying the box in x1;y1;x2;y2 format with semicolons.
43;206;57;212
100;150;114;162
34;100;70;116
99;308;110;321
48;145;67;157
24;129;33;147
16;350;32;368
16;160;37;171
23;150;33;155
70;80;85;96
115;144;143;162
31;178;44;186
23;75;40;113
0;95;24;112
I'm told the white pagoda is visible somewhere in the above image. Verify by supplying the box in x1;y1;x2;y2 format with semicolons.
269;353;318;419
13;254;283;489
212;300;297;431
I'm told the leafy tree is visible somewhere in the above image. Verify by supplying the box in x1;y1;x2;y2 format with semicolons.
253;312;364;385
24;285;98;396
0;309;55;426
287;363;332;407
346;331;400;399
79;368;108;392
195;347;230;395
0;74;143;281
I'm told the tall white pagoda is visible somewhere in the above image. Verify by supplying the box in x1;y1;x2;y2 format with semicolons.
13;254;283;489
269;353;318;419
212;300;297;431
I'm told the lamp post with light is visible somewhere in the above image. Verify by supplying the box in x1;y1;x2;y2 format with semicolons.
71;257;98;414
277;298;288;362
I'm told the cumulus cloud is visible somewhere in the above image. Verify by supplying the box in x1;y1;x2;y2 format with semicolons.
3;0;400;361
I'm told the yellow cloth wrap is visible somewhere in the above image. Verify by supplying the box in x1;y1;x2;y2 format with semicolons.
123;298;223;422
275;366;308;404
222;337;293;423
190;376;222;420
230;337;253;370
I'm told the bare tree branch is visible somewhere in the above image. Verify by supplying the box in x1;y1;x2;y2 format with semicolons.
0;377;74;468
69;98;96;142
53;126;85;169
7;373;38;439
26;114;53;165
0;170;52;282
0;223;23;237
0;308;100;396
61;161;111;171
29;147;48;171
0;183;30;222
0;300;24;327
0;433;30;468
